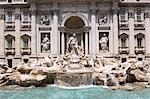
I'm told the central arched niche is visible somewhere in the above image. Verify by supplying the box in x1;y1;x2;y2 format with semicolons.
64;16;85;29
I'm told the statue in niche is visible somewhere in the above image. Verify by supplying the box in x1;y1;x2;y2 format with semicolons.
40;15;50;25
66;33;83;55
98;15;108;25
99;33;108;51
41;35;50;53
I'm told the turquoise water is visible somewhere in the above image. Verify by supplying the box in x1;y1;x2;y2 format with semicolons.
0;86;150;99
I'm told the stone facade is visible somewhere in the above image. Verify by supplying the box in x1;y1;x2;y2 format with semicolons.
0;0;150;67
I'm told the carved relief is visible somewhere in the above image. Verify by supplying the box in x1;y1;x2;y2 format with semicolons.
40;15;51;25
98;14;108;25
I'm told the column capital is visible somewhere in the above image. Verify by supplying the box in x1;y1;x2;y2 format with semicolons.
84;26;91;33
90;9;97;15
113;8;119;14
128;11;135;18
15;13;20;20
52;9;59;15
90;2;97;15
51;2;59;15
30;3;36;15
30;9;36;15
59;27;65;33
0;14;4;20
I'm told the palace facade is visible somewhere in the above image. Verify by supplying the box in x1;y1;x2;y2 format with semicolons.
0;0;150;67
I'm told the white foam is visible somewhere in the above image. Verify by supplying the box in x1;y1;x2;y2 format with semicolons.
48;84;97;89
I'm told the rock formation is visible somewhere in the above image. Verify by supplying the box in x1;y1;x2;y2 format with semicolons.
0;53;150;90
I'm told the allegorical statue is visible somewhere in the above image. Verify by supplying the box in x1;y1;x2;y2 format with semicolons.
66;33;83;55
99;33;108;51
67;33;78;54
41;35;50;52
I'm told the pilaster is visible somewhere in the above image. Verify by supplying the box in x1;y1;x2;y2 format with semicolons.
15;8;21;57
31;3;37;56
145;9;150;56
0;8;5;61
128;9;135;56
90;2;97;55
112;2;119;55
51;2;59;55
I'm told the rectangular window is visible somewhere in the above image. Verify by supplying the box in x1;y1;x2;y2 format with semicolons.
5;12;14;22
137;10;142;21
121;39;126;47
120;10;126;22
23;39;28;48
137;38;142;47
7;39;12;48
21;12;30;22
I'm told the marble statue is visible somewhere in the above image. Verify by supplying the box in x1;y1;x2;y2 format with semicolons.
67;33;79;55
40;15;50;25
98;16;108;25
99;34;108;51
41;35;50;52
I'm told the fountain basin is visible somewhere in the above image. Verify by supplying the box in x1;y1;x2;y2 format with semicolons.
55;70;93;87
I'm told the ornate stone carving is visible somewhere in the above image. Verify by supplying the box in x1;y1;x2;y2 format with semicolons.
129;11;135;18
15;13;20;20
90;9;97;15
40;15;51;25
0;14;4;20
98;15;108;25
30;9;36;15
145;12;150;18
113;8;119;14
52;9;59;15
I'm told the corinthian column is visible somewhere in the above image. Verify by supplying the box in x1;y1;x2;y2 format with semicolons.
145;10;150;55
128;10;135;55
0;8;5;62
31;3;37;55
90;3;97;55
112;2;119;55
15;8;21;56
51;3;59;55
85;30;89;55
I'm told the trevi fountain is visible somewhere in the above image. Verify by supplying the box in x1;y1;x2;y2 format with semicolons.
1;33;150;99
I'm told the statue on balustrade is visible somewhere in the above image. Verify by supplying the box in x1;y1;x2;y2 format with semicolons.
41;35;50;53
66;33;84;55
40;15;50;25
99;33;108;51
